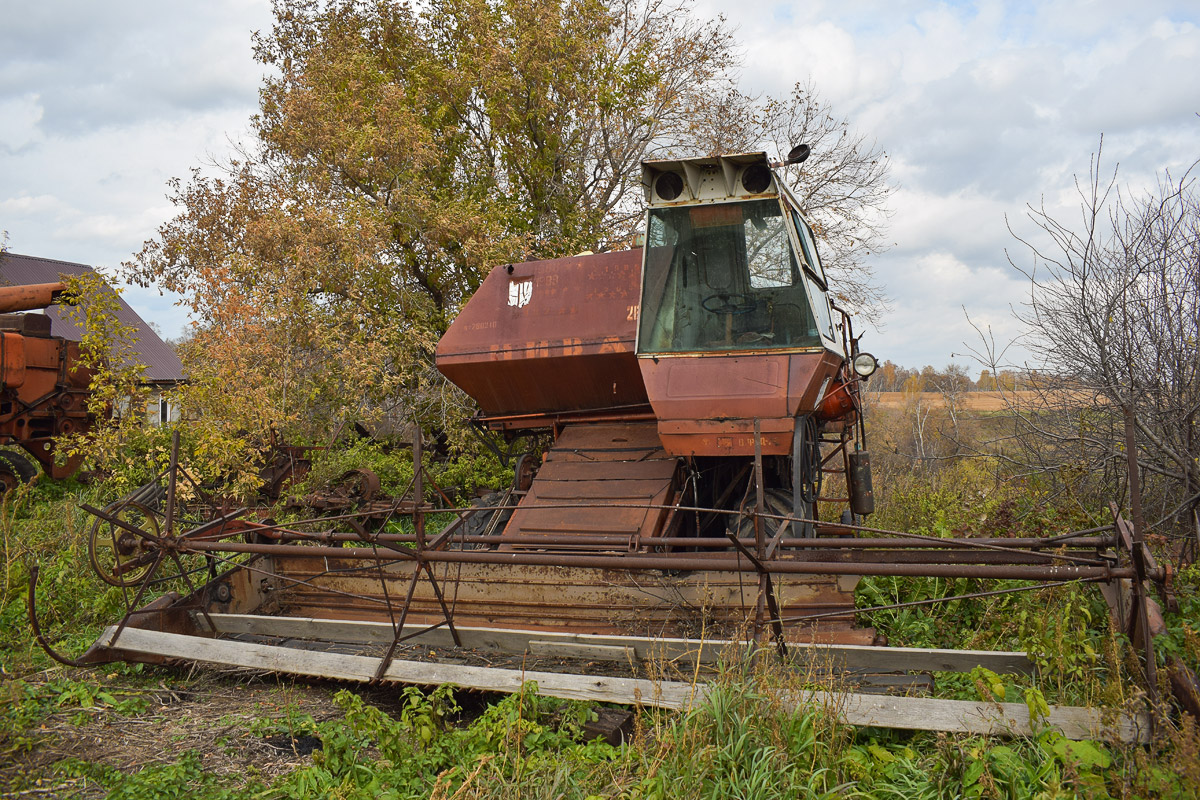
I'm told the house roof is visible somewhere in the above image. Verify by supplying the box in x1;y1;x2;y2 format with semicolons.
0;252;185;383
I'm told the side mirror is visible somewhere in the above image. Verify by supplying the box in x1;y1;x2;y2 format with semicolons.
785;144;811;165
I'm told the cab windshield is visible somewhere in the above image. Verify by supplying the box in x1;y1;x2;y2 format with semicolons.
638;199;821;354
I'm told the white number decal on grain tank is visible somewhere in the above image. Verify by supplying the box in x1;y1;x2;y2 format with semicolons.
508;279;533;308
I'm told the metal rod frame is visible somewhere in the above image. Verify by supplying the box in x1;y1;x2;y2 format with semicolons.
33;417;1164;697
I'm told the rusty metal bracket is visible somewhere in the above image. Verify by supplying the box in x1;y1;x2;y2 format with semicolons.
369;428;461;682
725;531;787;656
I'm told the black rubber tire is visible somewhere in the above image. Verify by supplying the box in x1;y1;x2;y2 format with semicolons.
0;450;39;490
460;492;514;546
727;488;795;538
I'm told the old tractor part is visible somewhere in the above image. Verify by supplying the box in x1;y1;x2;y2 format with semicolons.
0;448;39;490
285;468;400;527
256;432;316;502
25;423;1170;741
0;283;95;481
87;500;161;587
37;438;1150;688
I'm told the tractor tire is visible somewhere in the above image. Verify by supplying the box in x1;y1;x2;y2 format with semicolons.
728;488;796;539
0;450;39;491
459;492;514;547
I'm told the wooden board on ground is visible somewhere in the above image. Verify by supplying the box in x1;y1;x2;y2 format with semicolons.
200;613;1035;675
100;626;1146;743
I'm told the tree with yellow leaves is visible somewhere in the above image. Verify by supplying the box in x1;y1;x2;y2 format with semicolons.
126;0;892;459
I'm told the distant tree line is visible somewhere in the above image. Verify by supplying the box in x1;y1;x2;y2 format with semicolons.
867;362;1037;394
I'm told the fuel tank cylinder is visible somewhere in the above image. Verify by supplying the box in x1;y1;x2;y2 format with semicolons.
436;250;649;418
848;450;875;516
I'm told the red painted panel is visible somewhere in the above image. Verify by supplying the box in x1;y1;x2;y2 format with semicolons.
503;422;679;546
436;250;648;416
641;354;791;421
640;351;843;456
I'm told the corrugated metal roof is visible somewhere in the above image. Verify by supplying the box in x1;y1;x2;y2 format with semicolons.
0;252;185;382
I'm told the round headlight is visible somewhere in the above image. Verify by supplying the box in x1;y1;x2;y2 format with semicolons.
655;172;684;201
852;352;878;378
741;163;773;194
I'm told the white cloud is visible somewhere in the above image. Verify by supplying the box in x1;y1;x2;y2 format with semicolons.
0;193;61;214
0;1;271;136
875;250;1029;369
0;92;44;152
1;0;1197;362
1067;21;1200;133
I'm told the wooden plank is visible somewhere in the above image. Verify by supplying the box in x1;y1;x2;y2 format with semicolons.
100;626;1146;742
263;560;861;637
200;614;1034;674
104;626;699;707
788;690;1149;743
527;640;637;662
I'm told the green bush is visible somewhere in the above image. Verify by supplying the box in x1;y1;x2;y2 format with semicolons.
0;482;119;671
292;438;416;499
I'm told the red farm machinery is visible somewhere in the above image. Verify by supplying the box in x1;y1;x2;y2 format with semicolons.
0;282;94;487
30;153;1190;739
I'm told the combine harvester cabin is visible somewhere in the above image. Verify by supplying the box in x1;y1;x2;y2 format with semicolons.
31;152;1175;741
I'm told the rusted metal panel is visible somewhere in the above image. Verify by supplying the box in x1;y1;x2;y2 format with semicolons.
0;332;26;388
646;354;792;419
639;351;842;456
436;250;648;417
0;333;92;478
531;479;675;501
536;460;678;481
504;422;680;545
658;418;794;457
543;422;664;459
786;350;843;416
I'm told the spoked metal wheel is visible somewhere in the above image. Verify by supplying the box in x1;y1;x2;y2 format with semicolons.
87;501;161;587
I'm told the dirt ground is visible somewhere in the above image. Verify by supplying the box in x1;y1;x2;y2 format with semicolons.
1;640;685;799
3;669;346;798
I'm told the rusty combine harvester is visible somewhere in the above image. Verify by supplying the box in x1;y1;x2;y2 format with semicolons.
0;282;93;487
31;152;1187;735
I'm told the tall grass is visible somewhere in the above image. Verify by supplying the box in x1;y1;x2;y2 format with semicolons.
29;663;1160;799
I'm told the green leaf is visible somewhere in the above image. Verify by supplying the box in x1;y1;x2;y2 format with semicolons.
1024;687;1051;723
963;758;986;786
867;743;896;764
1052;737;1111;770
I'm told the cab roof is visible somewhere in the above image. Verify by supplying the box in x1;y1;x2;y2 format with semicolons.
641;152;779;206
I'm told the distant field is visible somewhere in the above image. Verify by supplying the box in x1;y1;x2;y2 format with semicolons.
869;391;1038;411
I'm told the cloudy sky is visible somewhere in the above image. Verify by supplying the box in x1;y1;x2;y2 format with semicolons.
2;0;1197;371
